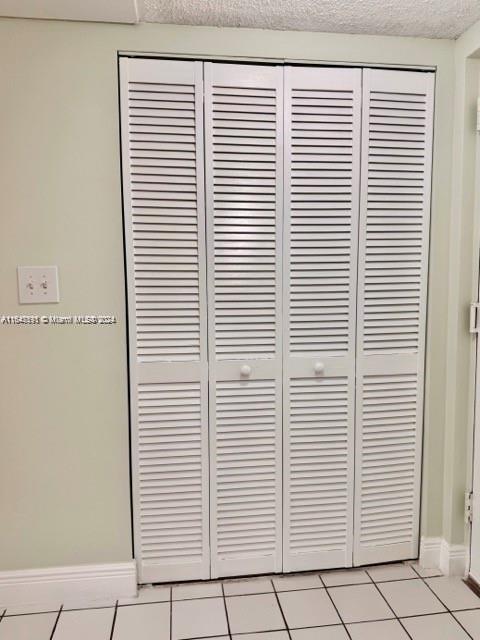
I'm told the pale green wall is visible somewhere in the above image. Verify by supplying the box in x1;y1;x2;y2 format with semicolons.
0;17;454;570
443;20;480;547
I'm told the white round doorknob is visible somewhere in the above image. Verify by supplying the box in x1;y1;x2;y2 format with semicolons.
240;364;252;377
314;362;325;375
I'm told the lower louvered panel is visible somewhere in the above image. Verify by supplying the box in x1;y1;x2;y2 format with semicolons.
136;378;209;582
211;377;282;577
284;372;354;571
136;382;208;582
354;369;422;564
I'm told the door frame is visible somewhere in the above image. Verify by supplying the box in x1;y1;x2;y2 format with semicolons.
470;263;480;582
468;114;480;582
119;52;437;581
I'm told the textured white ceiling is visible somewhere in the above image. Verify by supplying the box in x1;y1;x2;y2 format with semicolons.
139;0;480;39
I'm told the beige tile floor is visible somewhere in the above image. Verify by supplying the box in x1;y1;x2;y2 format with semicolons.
1;562;480;639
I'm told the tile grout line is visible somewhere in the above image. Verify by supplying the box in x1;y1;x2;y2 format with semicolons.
170;587;173;640
119;600;170;608
318;573;353;640
109;600;119;640
409;565;475;640
364;569;414;640
59;604;115;613
324;575;427;588
181;635;240;640
49;604;63;640
173;580;432;601
451;611;478;640
270;578;293;640
221;582;232;640
177;583;376;601
174;588;326;603
4;604;116;617
205;636;231;640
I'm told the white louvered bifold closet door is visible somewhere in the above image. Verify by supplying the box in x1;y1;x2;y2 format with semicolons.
120;58;210;582
204;63;284;578
354;69;434;565
283;67;362;571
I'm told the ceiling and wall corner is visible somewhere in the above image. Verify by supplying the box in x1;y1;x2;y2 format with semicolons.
133;0;480;38
138;0;480;39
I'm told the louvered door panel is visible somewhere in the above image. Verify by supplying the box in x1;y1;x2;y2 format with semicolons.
354;69;434;565
215;379;278;565
283;67;361;571
120;58;209;582
205;63;283;577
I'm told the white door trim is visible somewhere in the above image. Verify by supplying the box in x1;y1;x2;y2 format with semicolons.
468;119;480;583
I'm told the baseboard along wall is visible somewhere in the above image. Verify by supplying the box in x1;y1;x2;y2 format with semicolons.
0;561;137;607
419;537;468;576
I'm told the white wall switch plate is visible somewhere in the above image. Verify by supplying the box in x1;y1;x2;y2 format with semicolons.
17;266;60;304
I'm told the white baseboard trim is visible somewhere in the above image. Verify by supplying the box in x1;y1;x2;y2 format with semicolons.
420;537;467;576
439;539;468;576
419;536;442;569
0;561;137;607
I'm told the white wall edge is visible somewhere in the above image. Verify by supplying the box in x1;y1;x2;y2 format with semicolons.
420;536;468;576
0;561;137;607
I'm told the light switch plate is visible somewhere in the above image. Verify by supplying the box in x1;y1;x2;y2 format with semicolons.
17;266;60;304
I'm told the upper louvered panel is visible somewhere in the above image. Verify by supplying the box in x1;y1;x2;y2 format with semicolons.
205;63;282;361
137;380;206;563
359;374;418;546
361;73;432;355
124;62;205;363
215;379;280;561
285;67;361;359
287;377;350;554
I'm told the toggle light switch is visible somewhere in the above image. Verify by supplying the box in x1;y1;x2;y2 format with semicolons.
17;266;60;304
